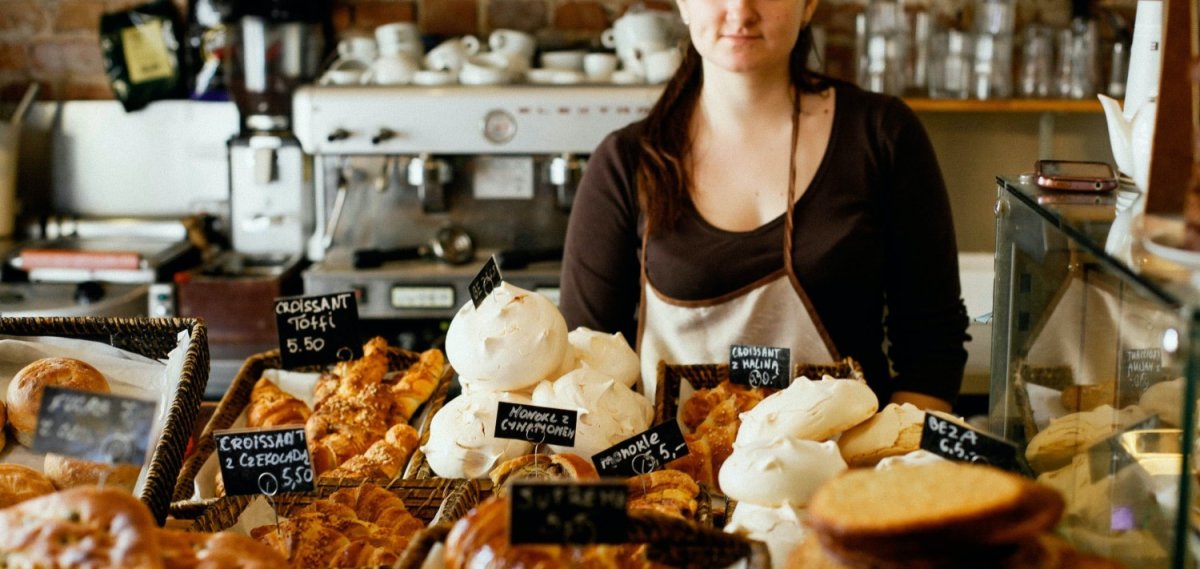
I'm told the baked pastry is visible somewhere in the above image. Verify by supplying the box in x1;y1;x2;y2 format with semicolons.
807;462;1064;563
667;420;738;487
734;375;878;445
0;485;161;568
6;357;110;446
627;469;699;520
422;390;535;479
158;527;289;568
680;380;770;431
719;438;846;507
489;452;599;497
874;449;946;471
247;377;311;428
44;453;141;492
0;399;6;449
322;423;419;480
530;368;654;457
306;337;393;474
837;402;926;467
388;348;445;423
1025;404;1150;473
667;381;768;487
0;464;55;508
567;327;640;389
446;282;570;393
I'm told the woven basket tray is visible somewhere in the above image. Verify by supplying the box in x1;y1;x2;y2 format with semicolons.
395;480;770;569
170;346;453;509
0;316;208;525
653;357;866;425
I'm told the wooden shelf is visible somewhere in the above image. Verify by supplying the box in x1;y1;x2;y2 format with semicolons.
905;98;1103;113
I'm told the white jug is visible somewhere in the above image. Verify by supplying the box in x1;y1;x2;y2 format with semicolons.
1098;94;1157;190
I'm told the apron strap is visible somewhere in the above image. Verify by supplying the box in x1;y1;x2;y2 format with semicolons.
783;93;802;273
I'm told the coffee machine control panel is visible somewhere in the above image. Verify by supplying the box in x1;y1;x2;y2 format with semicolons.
292;85;663;155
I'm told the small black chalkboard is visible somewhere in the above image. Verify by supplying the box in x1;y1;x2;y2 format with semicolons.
592;420;689;476
1087;415;1164;483
274;291;362;369
1121;348;1164;392
919;411;1020;472
214;426;315;497
32;386;156;465
494;402;578;447
469;256;503;308
509;481;628;545
729;344;790;389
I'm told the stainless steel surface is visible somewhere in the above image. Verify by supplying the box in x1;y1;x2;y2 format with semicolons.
229;134;314;256
0;282;148;317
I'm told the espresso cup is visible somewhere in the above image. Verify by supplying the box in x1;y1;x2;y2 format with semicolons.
424;36;481;73
375;22;423;59
337;35;378;62
540;50;586;71
489;29;537;60
459;53;511;85
362;53;419;85
583;52;619;81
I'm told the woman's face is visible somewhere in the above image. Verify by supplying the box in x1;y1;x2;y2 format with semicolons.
675;0;816;75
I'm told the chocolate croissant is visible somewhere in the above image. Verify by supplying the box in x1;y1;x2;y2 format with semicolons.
247;378;311;428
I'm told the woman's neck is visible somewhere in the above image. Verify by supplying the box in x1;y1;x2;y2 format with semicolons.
695;64;796;136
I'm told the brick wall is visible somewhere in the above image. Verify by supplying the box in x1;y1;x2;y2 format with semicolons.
0;0;1132;103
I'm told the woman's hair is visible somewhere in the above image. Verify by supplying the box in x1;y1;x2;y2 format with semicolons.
635;25;831;234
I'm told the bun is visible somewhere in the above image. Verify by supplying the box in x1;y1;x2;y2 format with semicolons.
44;453;140;492
0;485;160;567
158;528;288;568
837;403;926;467
6;357;110;447
489;452;599;495
0;464;55;508
627;469;700;520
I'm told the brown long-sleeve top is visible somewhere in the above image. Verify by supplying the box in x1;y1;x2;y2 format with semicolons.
559;82;970;404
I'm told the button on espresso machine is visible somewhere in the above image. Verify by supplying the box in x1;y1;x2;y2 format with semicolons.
291;85;661;347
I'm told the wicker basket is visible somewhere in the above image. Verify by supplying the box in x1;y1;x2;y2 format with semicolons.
0;316;208;525
653;356;866;425
394;480;770;569
170;346;453;509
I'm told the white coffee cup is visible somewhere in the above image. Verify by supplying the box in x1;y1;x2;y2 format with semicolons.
642;47;683;84
489;29;537;60
412;69;457;86
621;39;673;79
375;22;423;58
583;52;619;81
602;9;679;62
541;50;586;71
337;35;378;62
459;53;511;85
362;53;419;85
424;35;481;73
320;57;370;85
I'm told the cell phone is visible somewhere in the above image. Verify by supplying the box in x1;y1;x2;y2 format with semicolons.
1034;160;1118;192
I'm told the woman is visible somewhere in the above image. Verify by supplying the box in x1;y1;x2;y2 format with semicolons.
559;0;968;412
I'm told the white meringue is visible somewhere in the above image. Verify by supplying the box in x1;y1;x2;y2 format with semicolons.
421;391;534;479
446;282;569;393
735;375;878;445
724;502;808;569
531;367;654;457
874;449;947;471
567;327;640;389
719;438;846;507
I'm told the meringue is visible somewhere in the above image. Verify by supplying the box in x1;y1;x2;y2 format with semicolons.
446;282;569;393
718;438;846;507
735;375;878;445
567;327;640;389
874;449;947;471
725;502;807;569
531;367;653;457
422;391;534;479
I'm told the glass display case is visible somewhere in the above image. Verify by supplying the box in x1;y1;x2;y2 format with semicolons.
990;175;1200;569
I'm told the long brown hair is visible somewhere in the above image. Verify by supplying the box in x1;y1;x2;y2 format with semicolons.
636;26;831;234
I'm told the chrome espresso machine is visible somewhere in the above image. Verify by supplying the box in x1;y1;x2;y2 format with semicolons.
291;85;660;346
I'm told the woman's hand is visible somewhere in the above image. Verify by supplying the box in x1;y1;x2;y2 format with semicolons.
889;390;952;413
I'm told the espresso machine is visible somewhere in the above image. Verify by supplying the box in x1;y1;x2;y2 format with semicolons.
291;85;661;347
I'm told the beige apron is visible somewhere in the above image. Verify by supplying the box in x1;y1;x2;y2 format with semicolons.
636;101;839;400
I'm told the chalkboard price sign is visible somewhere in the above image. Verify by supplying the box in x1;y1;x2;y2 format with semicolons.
729;344;790;389
1121;348;1164;392
32;386;156;466
918;411;1019;472
510;481;629;545
494;402;578;447
592;420;689;476
469;256;503;308
274;291;362;369
214;426;315;497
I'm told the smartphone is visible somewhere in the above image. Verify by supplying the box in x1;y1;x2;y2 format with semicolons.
1034;160;1118;192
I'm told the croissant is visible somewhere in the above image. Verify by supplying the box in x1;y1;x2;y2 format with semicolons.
388;348;445;423
254;511;352;568
306;338;394;474
158;528;288;568
627;470;700;520
489;452;600;496
326;483;423;541
247;378;311;428
680;381;769;431
322;423;420;480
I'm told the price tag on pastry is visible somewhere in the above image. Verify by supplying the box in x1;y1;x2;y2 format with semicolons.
469;255;503;308
32;386;156;465
919;411;1019;472
729;344;790;389
214;426;315;497
509;481;628;544
274;291;363;369
592;420;689;476
494;402;578;447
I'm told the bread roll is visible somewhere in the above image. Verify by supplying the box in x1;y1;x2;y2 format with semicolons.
0;464;55;508
837;403;926;467
6;357;110;447
158;528;288;568
44;453;140;492
0;485;161;567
